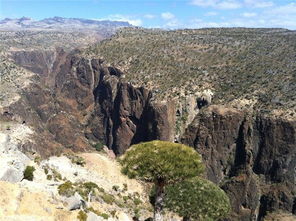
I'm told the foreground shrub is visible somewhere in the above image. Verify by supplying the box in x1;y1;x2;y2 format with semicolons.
164;177;231;221
120;140;204;221
23;166;35;181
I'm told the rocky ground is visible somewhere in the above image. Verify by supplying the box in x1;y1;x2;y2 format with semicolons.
0;126;154;221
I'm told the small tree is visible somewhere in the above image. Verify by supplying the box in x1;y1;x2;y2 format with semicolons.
120;140;204;221
164;177;231;221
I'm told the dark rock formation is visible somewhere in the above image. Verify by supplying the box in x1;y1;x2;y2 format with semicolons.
87;61;175;154
9;51;175;156
182;105;296;220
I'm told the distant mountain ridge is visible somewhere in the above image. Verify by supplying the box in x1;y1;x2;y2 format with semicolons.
0;16;133;32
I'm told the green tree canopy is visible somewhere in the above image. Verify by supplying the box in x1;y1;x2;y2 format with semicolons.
120;140;204;184
120;140;205;221
164;177;231;221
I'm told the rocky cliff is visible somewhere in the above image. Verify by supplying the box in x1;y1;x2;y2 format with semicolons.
182;105;296;220
5;50;175;156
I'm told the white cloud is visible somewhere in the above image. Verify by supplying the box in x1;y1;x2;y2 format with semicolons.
191;0;217;7
242;12;257;17
266;3;296;15
188;2;296;30
161;12;175;20
98;14;142;26
218;1;241;9
191;0;241;9
244;0;274;8
191;0;273;9
144;14;156;19
205;11;218;16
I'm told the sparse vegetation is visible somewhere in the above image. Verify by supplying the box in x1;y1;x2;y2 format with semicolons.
82;27;296;119
77;210;87;221
101;192;116;204
66;154;86;167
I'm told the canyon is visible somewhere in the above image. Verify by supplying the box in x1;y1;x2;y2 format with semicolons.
0;26;295;220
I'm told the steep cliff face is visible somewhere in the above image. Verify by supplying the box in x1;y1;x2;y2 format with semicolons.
182;105;296;220
7;51;175;156
82;60;175;154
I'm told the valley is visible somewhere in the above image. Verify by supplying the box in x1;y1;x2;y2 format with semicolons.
0;18;295;221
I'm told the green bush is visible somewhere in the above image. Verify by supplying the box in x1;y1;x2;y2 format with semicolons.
23;166;35;181
164;177;231;221
58;181;75;197
101;193;115;204
77;182;99;200
43;167;49;175
112;185;120;192
123;183;128;192
133;197;142;206
99;213;109;219
94;142;104;152
68;155;86;167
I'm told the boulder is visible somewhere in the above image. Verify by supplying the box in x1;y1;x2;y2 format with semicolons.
87;211;105;221
0;167;23;183
66;192;86;211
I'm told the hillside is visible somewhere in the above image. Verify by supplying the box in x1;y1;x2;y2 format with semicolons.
83;28;296;118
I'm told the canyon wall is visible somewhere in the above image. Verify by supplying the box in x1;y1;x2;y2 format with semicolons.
182;105;296;220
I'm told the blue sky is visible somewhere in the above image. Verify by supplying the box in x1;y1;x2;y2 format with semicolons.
0;0;296;29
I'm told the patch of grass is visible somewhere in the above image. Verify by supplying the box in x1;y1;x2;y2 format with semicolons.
52;168;63;181
133;197;142;206
77;210;87;221
88;207;110;220
101;192;115;205
67;154;86;167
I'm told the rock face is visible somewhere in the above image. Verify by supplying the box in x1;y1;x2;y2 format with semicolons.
181;105;296;220
8;51;175;155
0;125;31;183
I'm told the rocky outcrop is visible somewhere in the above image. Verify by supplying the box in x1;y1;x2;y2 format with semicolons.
86;62;175;154
182;105;296;220
0;124;31;183
8;51;175;156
